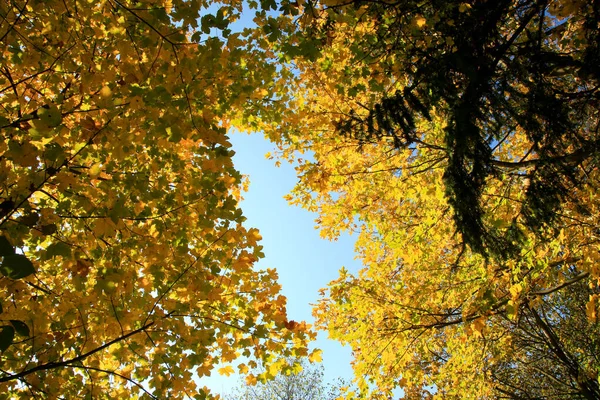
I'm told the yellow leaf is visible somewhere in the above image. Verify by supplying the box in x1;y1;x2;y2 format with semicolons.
472;317;486;338
245;374;258;386
197;364;212;377
99;86;112;98
249;228;262;242
267;362;279;377
93;218;116;237
89;163;102;177
218;365;235;377
238;363;249;374
587;295;597;323
308;349;323;363
509;283;523;299
458;3;471;12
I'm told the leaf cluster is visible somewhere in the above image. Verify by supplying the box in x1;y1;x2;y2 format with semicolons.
296;0;600;258
257;0;600;397
0;0;315;398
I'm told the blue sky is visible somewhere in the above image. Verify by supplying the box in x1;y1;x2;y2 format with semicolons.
199;131;362;395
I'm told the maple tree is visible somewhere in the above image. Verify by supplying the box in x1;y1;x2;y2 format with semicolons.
254;0;600;397
0;0;316;398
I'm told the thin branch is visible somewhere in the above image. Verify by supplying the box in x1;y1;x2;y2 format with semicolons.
77;365;158;400
142;230;228;326
0;114;118;228
0;0;30;43
0;321;154;383
531;271;589;296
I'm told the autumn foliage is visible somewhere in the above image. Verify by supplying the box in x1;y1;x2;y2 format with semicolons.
260;0;600;398
2;0;600;398
0;0;314;398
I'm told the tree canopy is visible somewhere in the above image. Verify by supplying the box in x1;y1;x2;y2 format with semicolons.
0;0;316;398
2;0;599;398
255;0;600;397
293;0;600;259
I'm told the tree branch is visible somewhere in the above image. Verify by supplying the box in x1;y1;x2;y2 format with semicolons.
531;271;589;296
0;321;154;383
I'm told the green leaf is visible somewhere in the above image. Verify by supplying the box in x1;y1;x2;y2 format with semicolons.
44;142;66;164
253;324;268;338
260;0;277;11
45;242;72;259
170;32;187;42
167;125;183;142
149;7;170;23
109;197;127;223
201;14;216;34
1;254;35;279
191;31;202;42
10;320;30;337
0;236;14;257
0;325;15;352
37;104;62;128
